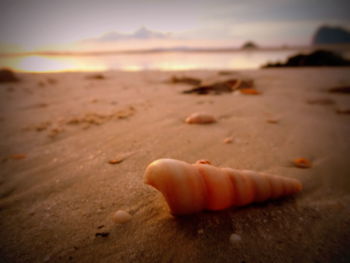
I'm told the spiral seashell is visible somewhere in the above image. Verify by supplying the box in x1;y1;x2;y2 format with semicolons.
144;159;302;215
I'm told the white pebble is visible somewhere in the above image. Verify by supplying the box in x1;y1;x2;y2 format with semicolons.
112;210;132;224
229;233;242;244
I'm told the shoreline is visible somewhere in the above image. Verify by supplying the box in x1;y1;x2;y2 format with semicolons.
0;68;349;262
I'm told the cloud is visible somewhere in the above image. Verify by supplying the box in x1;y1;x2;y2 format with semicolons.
84;27;172;42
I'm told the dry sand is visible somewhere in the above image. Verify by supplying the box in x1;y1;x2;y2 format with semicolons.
0;68;350;263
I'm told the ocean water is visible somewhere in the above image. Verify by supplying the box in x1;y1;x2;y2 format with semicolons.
0;49;346;73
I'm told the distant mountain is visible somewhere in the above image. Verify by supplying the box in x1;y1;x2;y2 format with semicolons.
84;27;171;42
312;26;350;45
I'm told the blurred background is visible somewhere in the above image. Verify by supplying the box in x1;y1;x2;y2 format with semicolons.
0;0;349;72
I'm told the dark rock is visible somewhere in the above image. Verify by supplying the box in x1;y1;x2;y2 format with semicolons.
328;86;350;94
312;26;350;45
0;68;19;83
262;50;350;68
95;232;109;237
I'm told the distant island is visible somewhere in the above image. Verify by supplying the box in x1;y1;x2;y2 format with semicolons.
312;26;350;45
241;41;258;49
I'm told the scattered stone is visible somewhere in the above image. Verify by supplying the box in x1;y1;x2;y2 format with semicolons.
38;81;46;87
196;160;212;165
223;136;234;144
293;158;312;168
35;121;51;132
218;70;236;75
328;86;350;94
87;74;105;80
266;118;280;124
169;76;201;86
48;126;64;138
229;233;242;244
0;68;19;83
112;210;132;224
116;106;135;119
336;108;350;114
183;79;254;95
108;153;130;165
239;88;261;95
47;78;57;84
95;232;110;237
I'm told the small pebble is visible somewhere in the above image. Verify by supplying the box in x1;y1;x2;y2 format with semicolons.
229;233;242;244
112;210;132;224
95;232;109;237
266;118;280;124
293;158;312;168
223;137;234;144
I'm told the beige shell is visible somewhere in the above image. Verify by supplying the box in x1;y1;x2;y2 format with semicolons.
144;159;302;215
185;113;216;124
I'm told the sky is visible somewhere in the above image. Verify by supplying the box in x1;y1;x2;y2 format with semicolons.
0;0;349;53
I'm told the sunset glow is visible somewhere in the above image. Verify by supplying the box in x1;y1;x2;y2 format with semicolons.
0;50;303;73
0;0;349;54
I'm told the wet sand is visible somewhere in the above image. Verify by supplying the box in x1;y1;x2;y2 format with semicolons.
0;68;350;262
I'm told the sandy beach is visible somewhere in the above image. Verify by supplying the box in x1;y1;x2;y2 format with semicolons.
0;68;350;262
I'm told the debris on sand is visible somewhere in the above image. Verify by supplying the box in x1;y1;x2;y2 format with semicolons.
66;107;135;127
115;106;135;119
25;106;136;137
185;113;217;124
0;68;19;83
47;78;57;85
239;88;261;95
336;108;350;114
306;98;335;105
87;74;105;80
48;126;65;138
169;76;201;86
112;210;132;224
182;79;255;95
293;158;312;168
9;154;27;160
266;118;280;124
108;155;127;165
229;233;242;245
95;232;110;237
38;81;46;87
90;98;99;103
35;121;51;131
218;70;236;75
328;86;350;94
